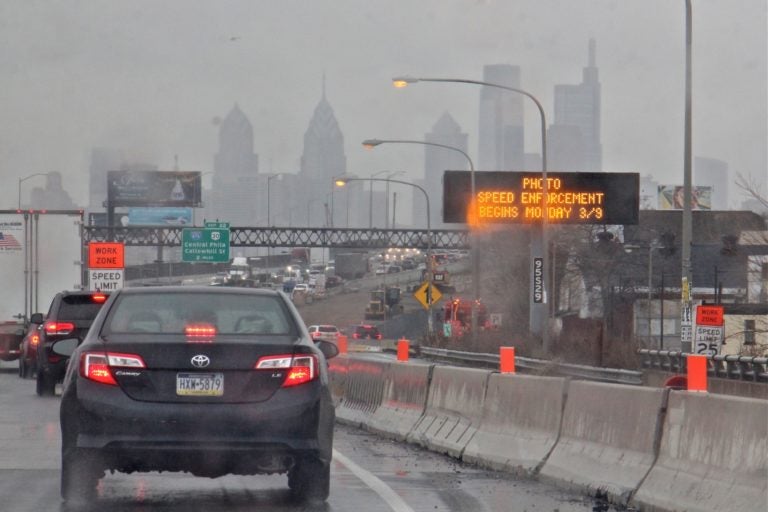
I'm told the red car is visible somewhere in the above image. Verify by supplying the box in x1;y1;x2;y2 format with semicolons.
0;321;24;362
350;324;382;340
18;321;42;379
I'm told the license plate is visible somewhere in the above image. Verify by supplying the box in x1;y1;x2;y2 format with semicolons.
176;372;224;396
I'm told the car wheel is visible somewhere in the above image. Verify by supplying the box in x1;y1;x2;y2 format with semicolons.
36;371;56;396
61;447;102;504
288;456;330;503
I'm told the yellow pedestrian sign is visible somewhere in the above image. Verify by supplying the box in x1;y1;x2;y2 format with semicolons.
413;281;442;310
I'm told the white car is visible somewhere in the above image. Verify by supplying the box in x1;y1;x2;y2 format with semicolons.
307;324;340;343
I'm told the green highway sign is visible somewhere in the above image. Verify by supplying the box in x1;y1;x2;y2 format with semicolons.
205;221;230;229
182;228;230;263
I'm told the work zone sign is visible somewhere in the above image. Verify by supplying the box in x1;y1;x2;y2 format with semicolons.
89;269;124;291
88;242;125;269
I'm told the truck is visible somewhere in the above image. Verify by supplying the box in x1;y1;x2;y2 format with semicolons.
0;212;84;324
335;252;369;280
365;286;402;320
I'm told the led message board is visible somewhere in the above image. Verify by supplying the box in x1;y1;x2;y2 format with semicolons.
443;171;639;225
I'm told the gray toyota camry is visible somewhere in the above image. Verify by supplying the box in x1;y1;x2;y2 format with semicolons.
57;286;338;505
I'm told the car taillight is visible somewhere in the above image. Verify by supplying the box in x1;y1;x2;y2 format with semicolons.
30;334;40;346
80;351;146;386
376;333;382;340
255;354;317;387
353;333;360;339
91;293;107;303
44;321;75;336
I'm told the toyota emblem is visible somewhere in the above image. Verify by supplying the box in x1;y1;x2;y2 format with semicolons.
191;355;210;368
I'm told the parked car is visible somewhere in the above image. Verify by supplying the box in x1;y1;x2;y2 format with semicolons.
350;324;382;340
18;320;43;379
56;286;338;505
34;290;110;396
387;265;402;274
307;324;340;343
0;320;25;362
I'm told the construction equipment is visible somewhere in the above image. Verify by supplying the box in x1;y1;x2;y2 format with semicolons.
365;286;402;320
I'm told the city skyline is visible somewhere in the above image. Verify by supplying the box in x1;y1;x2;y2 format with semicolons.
3;1;765;211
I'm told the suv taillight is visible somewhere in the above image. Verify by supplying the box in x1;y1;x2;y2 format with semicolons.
44;321;75;336
255;354;317;387
80;352;146;386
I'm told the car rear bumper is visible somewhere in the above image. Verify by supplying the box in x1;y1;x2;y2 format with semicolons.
63;377;335;475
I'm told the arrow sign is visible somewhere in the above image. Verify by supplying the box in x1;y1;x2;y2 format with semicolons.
413;281;442;310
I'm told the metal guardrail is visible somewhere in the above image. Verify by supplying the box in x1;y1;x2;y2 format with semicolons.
638;349;768;383
420;347;644;386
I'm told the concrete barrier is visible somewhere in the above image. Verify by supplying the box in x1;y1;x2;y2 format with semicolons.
367;361;433;441
406;366;491;459
463;374;567;475
632;392;768;512
539;381;667;505
327;354;349;406
335;358;390;428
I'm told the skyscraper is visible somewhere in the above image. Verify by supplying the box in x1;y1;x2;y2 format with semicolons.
420;112;468;227
551;39;602;172
299;81;347;227
478;64;524;171
208;104;260;226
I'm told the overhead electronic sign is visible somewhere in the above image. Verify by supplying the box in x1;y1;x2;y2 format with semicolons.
443;171;639;225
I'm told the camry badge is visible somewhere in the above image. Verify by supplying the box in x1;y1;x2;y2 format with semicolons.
191;355;210;368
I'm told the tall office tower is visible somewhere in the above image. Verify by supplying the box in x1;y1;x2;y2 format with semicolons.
209;104;260;226
88;147;124;213
419;112;468;228
28;172;77;210
694;157;729;210
551;39;602;172
299;82;348;227
478;64;524;171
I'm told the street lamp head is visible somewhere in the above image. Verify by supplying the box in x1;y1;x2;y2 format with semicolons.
392;76;418;88
334;179;348;187
362;139;383;149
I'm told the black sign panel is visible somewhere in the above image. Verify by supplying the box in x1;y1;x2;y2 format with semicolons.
107;171;202;207
443;171;639;225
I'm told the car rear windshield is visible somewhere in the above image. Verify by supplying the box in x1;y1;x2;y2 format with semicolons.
318;326;337;333
56;295;108;320
103;292;295;336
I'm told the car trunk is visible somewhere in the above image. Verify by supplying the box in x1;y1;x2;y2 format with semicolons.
98;334;311;404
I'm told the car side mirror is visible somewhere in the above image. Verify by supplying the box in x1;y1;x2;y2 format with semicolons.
30;313;44;325
314;339;339;360
51;338;79;357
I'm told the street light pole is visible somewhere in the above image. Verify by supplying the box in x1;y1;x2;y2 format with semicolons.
336;176;433;334
384;171;405;229
369;170;388;228
392;76;550;352
681;0;694;353
362;138;480;342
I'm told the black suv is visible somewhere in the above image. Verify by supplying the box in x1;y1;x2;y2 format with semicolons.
34;291;109;396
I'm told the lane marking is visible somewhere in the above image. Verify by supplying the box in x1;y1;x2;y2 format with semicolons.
332;448;415;512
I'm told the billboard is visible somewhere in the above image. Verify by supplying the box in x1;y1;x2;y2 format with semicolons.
658;185;712;210
127;207;193;226
442;171;639;225
107;171;202;207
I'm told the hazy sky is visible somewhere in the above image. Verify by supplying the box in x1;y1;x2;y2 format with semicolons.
2;0;766;209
